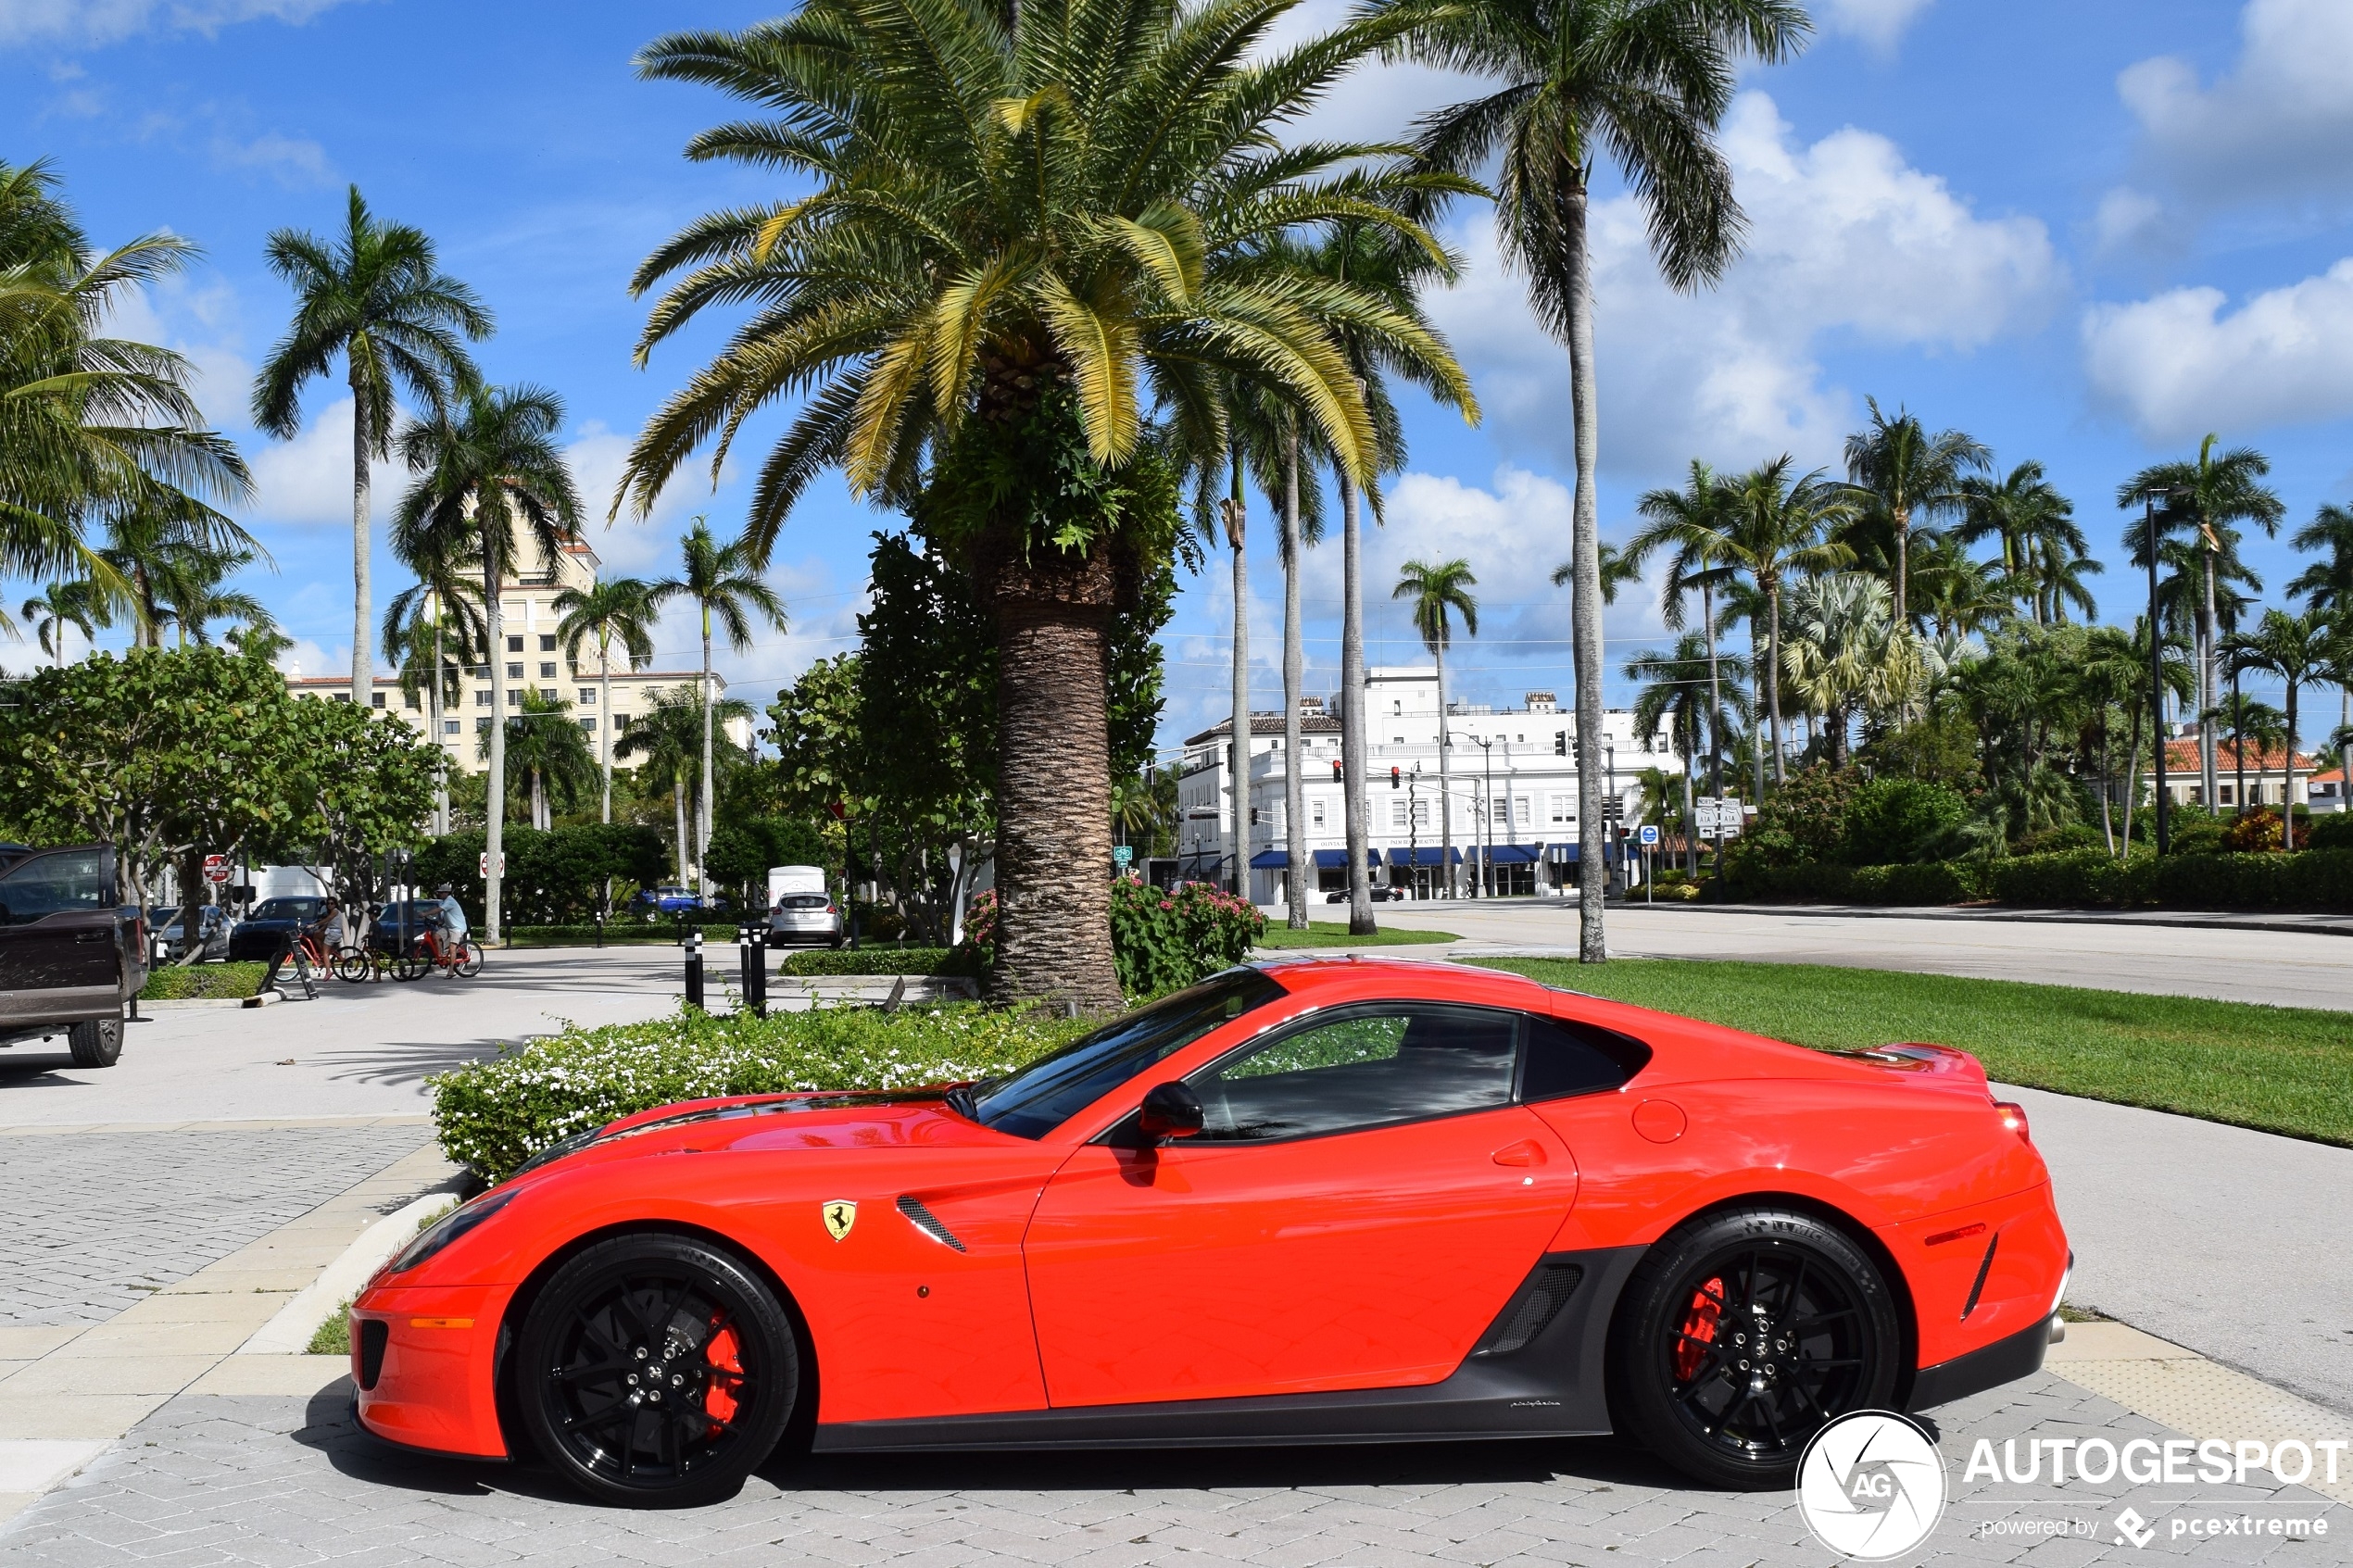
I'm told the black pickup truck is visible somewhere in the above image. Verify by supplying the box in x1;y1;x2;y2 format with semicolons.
0;845;146;1068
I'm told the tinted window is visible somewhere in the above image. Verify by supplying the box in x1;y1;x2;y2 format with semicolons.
961;970;1282;1140
1189;1003;1518;1143
1520;1014;1652;1101
778;895;829;910
249;898;323;922
0;849;113;925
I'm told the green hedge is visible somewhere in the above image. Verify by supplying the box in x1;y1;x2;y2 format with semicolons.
505;924;705;947
431;1004;1088;1182
1723;843;2353;912
1847;859;1992;904
139;961;269;1000
778;946;988;978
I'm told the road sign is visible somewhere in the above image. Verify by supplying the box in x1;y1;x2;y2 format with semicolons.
1693;806;1720;831
1112;845;1133;868
202;854;230;885
478;851;507;878
1638;823;1660;847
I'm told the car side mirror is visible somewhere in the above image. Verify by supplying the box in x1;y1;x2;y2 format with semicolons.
1137;1080;1204;1142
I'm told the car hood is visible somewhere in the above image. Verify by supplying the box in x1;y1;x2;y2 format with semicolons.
507;1089;997;1182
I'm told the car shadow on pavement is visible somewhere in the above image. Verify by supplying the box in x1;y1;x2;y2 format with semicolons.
298;1385;1697;1506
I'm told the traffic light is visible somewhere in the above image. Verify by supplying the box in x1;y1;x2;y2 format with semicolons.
1390;766;1401;790
1554;731;1567;756
1332;760;1343;783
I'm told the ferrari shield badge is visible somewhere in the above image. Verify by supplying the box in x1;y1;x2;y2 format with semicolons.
821;1199;858;1241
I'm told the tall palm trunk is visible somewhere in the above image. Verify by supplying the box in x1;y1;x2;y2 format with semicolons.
1435;643;1454;899
1703;580;1722;803
1565;176;1606;963
2098;721;2115;857
2120;706;2144;860
1340;468;1374;936
1892;504;1909;626
599;636;614;824
1281;424;1308;929
2283;680;2299;852
673;774;690;883
350;363;372;709
699;610;715;891
2199;546;2218;810
988;542;1122;1010
1681;711;1698;876
1227;458;1249;900
482;558;506;943
429;599;448;836
1766;580;1787;786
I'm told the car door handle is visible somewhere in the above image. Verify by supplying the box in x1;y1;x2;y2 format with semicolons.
74;931;107;943
1491;1139;1547;1167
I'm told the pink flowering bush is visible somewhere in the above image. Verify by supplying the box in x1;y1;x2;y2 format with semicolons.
960;878;1263;997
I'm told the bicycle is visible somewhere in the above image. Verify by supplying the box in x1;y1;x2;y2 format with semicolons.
332;944;389;984
393;923;482;981
267;929;331;999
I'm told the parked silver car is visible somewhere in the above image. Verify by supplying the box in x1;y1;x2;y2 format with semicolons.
767;891;843;948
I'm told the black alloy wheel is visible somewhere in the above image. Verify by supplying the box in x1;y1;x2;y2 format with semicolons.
1610;1207;1900;1489
67;1016;122;1068
517;1235;797;1507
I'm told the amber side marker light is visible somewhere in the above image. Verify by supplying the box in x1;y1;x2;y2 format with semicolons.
409;1317;476;1330
1925;1222;1989;1248
1994;1101;2032;1142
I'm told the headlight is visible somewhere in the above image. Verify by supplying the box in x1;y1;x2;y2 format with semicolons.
388;1191;514;1275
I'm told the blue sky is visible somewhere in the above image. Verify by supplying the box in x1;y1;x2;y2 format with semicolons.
6;0;2353;745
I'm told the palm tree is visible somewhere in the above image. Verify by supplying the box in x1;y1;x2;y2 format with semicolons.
157;546;275;647
384;524;487;838
553;576;659;826
20;579;104;666
1957;461;2082;624
2;160;251;591
1626;461;1737;799
2220;609;2336;849
1393;559;1479;897
253;185;490;709
2108;616;2194;859
394;384;582;943
616;685;750;883
649;520;786;887
2120;434;2284;819
1390;0;1809;961
1839;398;1987;622
615;4;1475;1004
479;688;598;831
1906;534;2011;638
1625;631;1748;873
2202;691;2286;816
1779;572;1918;768
2288;502;2353;796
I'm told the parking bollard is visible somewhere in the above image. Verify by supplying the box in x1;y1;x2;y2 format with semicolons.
738;924;766;1020
684;927;704;1010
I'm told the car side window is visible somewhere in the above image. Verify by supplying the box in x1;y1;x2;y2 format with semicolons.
1189;1003;1519;1144
0;850;111;926
1519;1014;1653;1102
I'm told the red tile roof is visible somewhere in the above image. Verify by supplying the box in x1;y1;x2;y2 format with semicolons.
2161;738;2320;772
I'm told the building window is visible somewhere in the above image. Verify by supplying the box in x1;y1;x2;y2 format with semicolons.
507;689;522;707
539;662;557;679
403;691;420;709
1393;700;1403;716
539;634;557;652
1515;797;1531;827
613;714;630;730
1392;735;1405;745
508;635;523;653
1413;799;1429;828
443;720;459;735
578;718;596;734
1491;796;1507;823
1391;800;1409;829
476;717;492;733
503;662;521;680
332;692;350;702
1550;793;1574;823
578;687;596;705
1312;799;1327;829
474;690;491;708
371;691;385;708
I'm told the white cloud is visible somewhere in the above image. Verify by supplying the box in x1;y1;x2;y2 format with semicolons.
1428;92;2061;476
0;0;352;46
2118;0;2353;209
245;397;400;527
1818;0;1934;54
561;422;736;577
210;130;332;187
2081;257;2353;443
2093;186;2165;254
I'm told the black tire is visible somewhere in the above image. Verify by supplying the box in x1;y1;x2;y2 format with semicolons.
68;1016;122;1068
516;1235;798;1507
451;944;483;979
1609;1206;1902;1490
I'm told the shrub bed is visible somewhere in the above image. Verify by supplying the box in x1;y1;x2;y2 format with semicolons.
1110;879;1265;997
1845;859;1992;904
431;1004;1088;1183
779;946;988;978
505;924;699;947
139;961;269;1001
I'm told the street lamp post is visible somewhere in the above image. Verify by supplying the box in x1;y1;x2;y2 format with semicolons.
1604;740;1617;894
2145;492;2171;856
1474;736;1495;897
1407;762;1420;899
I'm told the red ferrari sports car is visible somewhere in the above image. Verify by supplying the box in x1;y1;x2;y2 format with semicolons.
351;958;2069;1505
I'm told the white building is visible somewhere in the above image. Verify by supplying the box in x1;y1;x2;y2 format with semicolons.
284;519;754;773
1176;666;1701;903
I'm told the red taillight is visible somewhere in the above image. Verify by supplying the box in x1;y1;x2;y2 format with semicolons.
1994;1100;2031;1142
826;905;837;915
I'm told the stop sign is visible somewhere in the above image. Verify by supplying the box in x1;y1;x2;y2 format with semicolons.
202;854;230;885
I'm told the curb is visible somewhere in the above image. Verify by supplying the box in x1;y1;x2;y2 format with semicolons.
136;994;272;1010
238;1190;459;1355
1641;900;2353;938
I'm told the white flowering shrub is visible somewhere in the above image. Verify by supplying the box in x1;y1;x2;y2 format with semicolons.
432;1002;1087;1182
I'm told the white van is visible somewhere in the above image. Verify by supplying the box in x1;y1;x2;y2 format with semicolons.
765;865;841;948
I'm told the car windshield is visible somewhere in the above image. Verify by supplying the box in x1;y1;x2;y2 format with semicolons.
951;969;1283;1140
249;898;322;922
778;895;828;910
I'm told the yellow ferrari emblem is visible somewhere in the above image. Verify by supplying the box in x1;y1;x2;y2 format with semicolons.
821;1200;858;1241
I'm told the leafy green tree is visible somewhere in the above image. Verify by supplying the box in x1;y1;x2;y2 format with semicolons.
394;384;581;942
1841;777;1966;866
412;823;670;925
1388;0;1809;960
254;185;490;709
2220;609;2338;850
479;688;598;830
650;521;786;884
1838;398;1987;623
1626;460;1738;796
617;684;747;884
553;575;658;825
282;690;438;922
2287;502;2353;794
1625;629;1749;872
382;571;483;838
1393;558;1478;895
617;0;1473;1008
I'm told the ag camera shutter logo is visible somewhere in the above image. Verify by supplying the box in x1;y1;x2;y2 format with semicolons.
1796;1411;1947;1560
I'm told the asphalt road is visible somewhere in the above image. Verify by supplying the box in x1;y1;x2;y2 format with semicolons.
1361;899;2353;1011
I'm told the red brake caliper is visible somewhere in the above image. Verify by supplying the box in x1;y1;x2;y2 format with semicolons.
1672;1277;1725;1383
704;1323;744;1433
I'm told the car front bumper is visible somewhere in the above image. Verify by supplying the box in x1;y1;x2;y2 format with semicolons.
350;1283;512;1460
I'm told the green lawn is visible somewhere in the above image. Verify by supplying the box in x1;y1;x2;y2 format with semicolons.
1469;957;2353;1149
1255;921;1460;949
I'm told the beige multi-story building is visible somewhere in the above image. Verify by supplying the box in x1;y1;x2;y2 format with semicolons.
284;523;755;773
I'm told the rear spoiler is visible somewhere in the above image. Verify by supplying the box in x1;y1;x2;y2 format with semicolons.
1849;1042;1989;1088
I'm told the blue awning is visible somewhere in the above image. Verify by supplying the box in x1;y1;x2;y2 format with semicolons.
1315;848;1369;869
1251;848;1372;870
1248;849;1288;869
1385;847;1463;867
1488;842;1544;864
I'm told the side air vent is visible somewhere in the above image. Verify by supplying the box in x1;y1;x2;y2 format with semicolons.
897;1195;967;1253
1961;1232;2000;1320
357;1318;389;1389
1474;1261;1584;1356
